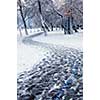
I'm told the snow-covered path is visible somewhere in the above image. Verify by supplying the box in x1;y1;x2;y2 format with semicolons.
17;30;82;74
17;31;83;100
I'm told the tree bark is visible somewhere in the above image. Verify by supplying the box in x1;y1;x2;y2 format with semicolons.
37;0;50;36
50;23;53;31
19;0;28;35
67;16;71;34
71;16;78;32
19;28;22;37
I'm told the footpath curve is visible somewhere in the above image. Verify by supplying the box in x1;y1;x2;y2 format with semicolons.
17;32;83;100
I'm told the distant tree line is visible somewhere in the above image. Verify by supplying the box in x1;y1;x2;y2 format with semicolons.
17;0;83;35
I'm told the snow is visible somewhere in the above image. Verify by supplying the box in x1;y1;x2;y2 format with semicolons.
17;29;83;99
17;36;47;74
17;29;83;74
17;28;43;37
33;30;83;51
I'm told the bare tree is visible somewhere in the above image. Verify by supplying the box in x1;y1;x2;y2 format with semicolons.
37;0;50;36
17;0;83;36
17;0;28;35
52;0;83;34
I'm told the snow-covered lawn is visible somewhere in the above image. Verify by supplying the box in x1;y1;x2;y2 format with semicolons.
17;37;47;74
33;30;83;51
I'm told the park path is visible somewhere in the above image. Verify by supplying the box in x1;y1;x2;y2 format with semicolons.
17;33;83;100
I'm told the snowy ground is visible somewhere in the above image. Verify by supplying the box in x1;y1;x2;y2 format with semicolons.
17;28;43;36
17;29;83;74
17;36;47;74
17;29;83;100
33;30;83;51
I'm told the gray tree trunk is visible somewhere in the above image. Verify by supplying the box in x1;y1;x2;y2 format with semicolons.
19;0;28;35
37;0;50;36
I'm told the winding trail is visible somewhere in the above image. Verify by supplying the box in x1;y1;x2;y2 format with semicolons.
17;33;83;100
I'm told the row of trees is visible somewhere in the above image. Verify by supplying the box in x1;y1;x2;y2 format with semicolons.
17;0;83;35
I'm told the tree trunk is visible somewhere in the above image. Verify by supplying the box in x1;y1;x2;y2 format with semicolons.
50;23;53;31
68;16;71;34
19;28;22;37
39;14;47;36
38;0;50;36
62;17;67;35
19;0;28;35
44;23;50;31
71;17;78;32
64;29;67;35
